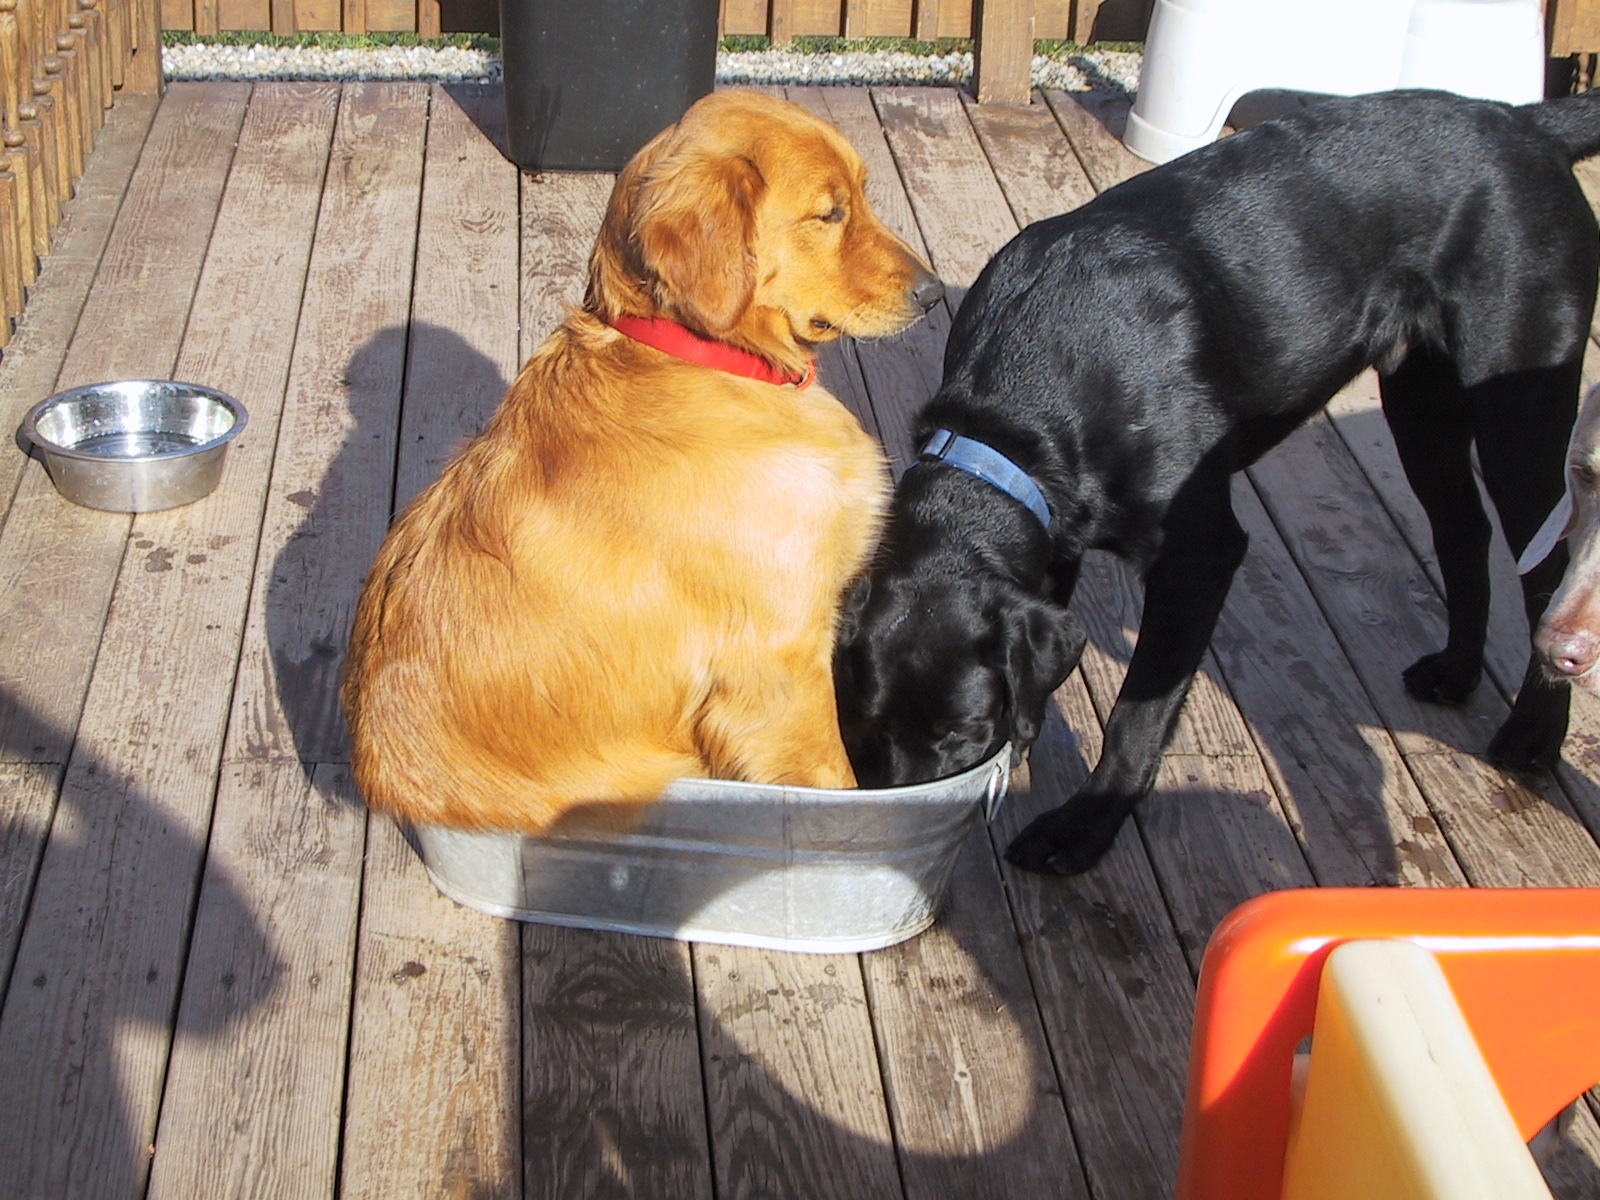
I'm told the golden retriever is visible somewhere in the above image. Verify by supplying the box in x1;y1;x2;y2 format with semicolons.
342;89;943;832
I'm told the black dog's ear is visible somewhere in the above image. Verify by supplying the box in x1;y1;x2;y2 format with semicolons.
999;593;1087;748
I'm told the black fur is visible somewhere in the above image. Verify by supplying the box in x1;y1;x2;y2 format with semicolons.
836;88;1600;875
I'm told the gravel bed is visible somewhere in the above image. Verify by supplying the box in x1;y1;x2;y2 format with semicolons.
161;42;1142;93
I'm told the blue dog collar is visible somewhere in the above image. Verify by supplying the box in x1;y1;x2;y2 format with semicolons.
915;429;1053;530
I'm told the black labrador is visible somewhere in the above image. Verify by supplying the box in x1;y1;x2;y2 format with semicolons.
835;88;1600;876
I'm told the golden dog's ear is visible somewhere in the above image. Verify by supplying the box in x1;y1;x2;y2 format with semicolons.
634;152;764;336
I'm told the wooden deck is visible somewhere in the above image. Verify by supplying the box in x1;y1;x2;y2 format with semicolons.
2;78;1600;1200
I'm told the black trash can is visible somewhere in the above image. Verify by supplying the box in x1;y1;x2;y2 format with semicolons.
498;0;718;172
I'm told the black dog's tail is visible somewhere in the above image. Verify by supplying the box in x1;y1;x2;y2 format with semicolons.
1526;88;1600;162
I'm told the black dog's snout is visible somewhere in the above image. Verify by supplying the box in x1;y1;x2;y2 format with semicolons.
911;268;945;313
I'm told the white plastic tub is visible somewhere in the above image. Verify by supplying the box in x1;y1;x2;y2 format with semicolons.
405;746;1011;953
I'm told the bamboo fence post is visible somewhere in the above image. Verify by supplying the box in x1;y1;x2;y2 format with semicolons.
48;38;85;179
38;61;73;194
0;165;24;343
66;14;104;143
18;100;51;253
106;0;127;87
0;0;39;281
76;0;111;125
29;79;63;215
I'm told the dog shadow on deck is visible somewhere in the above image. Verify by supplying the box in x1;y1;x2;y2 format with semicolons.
265;320;511;790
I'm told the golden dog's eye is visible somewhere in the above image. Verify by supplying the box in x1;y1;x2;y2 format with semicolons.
819;204;846;224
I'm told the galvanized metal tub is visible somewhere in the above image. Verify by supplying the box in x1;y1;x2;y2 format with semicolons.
407;746;1011;953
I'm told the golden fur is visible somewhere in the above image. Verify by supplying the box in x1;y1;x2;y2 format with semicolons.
342;90;940;831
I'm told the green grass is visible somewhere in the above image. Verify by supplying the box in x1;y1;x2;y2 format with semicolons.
160;30;1142;58
160;30;500;51
722;35;1141;57
719;34;971;55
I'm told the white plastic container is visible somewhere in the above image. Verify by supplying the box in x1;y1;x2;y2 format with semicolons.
1125;0;1545;165
406;746;1011;953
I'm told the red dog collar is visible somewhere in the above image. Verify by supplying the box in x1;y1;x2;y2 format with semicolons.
607;315;814;389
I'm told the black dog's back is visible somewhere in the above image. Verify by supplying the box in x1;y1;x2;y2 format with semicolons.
928;90;1600;567
841;87;1600;875
1524;86;1600;160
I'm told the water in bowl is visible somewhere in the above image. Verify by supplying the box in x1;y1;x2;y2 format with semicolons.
72;429;204;458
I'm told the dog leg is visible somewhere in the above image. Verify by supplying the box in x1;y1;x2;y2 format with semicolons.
1381;353;1494;706
697;652;859;789
1006;478;1249;875
1473;365;1580;772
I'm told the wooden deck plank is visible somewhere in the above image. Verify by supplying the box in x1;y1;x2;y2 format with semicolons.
134;80;355;1200
961;88;1097;227
156;76;428;1200
0;81;252;1200
393;84;519;507
780;84;940;467
791;87;949;473
862;829;1094;1200
1243;377;1600;891
695;946;901;1200
147;763;365;1200
1248;414;1509;759
517;169;613;358
1324;373;1536;701
0;84;243;767
338;81;524;1200
342;821;522;1200
1207;474;1463;890
522;926;713;1200
0;762;63;994
0;94;155;1003
989;682;1197;1200
222;80;430;767
870;87;1016;291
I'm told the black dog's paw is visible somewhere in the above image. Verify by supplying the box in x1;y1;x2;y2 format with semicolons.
1485;714;1565;775
1401;651;1480;706
1004;801;1130;876
1484;673;1570;775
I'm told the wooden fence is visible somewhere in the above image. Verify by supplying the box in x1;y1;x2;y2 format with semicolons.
151;0;1600;102
155;0;1156;102
155;0;1156;44
6;0;1600;346
0;0;159;347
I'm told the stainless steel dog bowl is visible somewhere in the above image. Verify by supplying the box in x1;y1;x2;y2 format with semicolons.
21;380;247;512
407;745;1012;953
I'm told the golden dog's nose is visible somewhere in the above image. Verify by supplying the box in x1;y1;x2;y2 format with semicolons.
912;268;945;312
